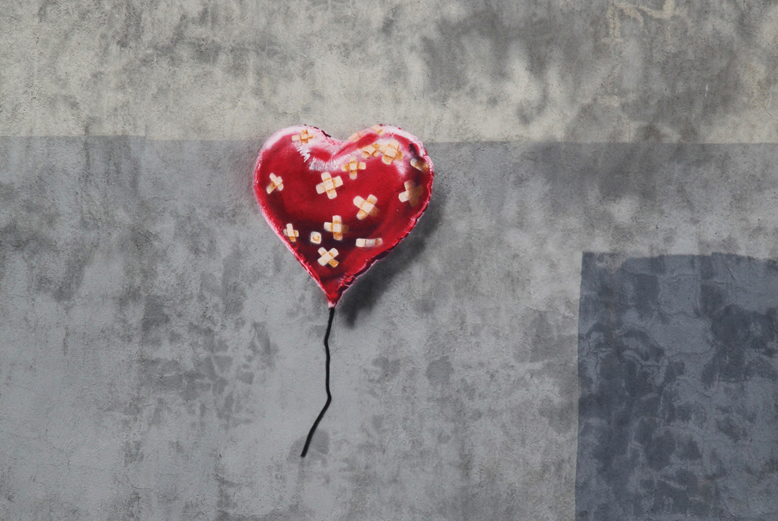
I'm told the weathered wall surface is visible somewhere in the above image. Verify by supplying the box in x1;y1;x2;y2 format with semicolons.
1;1;777;520
3;140;778;520
2;0;777;142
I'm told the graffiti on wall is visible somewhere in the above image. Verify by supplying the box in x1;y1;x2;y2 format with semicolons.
254;124;433;307
253;125;434;456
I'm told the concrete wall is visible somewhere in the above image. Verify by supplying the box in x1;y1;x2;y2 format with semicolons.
3;0;778;142
1;2;777;520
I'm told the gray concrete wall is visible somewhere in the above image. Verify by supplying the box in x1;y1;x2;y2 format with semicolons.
1;1;778;520
3;140;778;519
2;1;777;142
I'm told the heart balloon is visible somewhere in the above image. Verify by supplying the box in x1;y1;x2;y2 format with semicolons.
253;125;434;307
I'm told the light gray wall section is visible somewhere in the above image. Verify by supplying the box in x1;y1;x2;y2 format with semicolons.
2;139;778;520
1;0;777;142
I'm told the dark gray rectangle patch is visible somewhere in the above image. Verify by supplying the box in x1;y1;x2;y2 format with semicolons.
577;253;778;520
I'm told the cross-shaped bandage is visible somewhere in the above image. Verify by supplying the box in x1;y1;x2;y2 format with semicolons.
356;238;383;248
379;139;403;165
361;143;381;159
315;172;344;199
266;173;284;194
317;247;339;268
282;223;299;243
410;157;429;174
292;128;315;144
371;125;384;135
324;215;349;241
398;180;424;207
347;130;364;142
341;158;366;180
353;194;378;220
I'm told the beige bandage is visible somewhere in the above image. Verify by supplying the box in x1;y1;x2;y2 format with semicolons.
347;130;366;142
353;194;379;220
361;143;381;159
342;158;367;180
315;172;344;199
291;128;315;144
282;223;299;243
398;180;424;207
410;157;429;174
356;238;383;248
379;139;403;165
317;247;339;268
266;173;284;194
324;216;349;241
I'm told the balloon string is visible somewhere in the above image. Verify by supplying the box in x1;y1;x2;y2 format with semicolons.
301;306;335;458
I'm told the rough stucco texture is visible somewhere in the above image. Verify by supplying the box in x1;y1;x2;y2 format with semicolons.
2;138;778;519
577;253;778;520
1;0;778;142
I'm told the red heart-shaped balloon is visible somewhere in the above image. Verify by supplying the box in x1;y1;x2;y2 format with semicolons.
253;125;434;307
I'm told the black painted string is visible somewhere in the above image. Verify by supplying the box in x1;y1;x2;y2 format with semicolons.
301;306;335;458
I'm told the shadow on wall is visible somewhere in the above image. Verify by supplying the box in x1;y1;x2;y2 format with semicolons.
338;189;446;327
